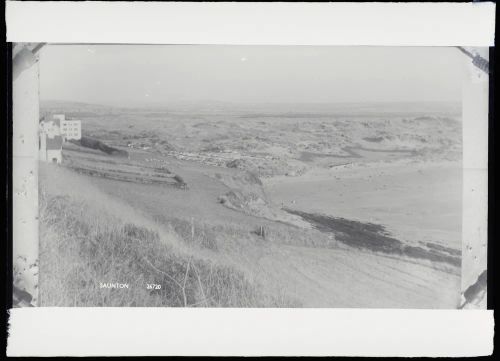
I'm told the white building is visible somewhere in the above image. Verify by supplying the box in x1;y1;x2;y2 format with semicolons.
39;116;61;163
39;117;61;138
39;114;82;164
61;119;82;140
45;135;63;164
54;114;82;141
39;129;63;164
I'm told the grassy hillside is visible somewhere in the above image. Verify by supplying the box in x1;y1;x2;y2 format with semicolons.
38;164;299;307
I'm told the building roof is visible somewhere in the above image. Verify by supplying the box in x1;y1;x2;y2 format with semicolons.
46;135;63;150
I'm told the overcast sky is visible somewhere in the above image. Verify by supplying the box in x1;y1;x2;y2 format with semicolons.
39;45;465;106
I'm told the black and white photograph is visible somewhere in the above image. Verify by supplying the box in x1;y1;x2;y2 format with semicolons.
12;44;488;309
5;1;495;357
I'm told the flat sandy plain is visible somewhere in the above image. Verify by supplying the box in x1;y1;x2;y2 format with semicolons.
38;101;463;308
266;160;461;248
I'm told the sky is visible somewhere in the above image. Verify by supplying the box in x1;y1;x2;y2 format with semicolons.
39;45;466;106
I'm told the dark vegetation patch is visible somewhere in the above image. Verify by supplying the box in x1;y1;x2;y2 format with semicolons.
64;162;180;186
71;136;128;157
63;148;183;187
285;209;460;267
226;159;245;168
462;270;487;305
173;175;188;189
425;242;461;257
239;171;263;186
363;136;385;143
201;144;225;152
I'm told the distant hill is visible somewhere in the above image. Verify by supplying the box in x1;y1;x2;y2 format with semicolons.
40;99;114;109
40;100;119;118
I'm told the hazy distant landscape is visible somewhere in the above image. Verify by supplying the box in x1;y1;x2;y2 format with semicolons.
38;100;463;308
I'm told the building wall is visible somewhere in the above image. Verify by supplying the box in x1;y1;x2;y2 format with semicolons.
40;120;61;138
46;149;62;164
61;120;82;140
